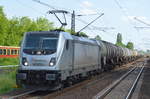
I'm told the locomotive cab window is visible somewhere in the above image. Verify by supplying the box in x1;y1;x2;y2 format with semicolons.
23;32;59;55
41;38;58;51
66;40;69;50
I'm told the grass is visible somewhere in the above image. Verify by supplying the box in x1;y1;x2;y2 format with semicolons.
0;69;18;94
0;58;19;66
0;58;20;94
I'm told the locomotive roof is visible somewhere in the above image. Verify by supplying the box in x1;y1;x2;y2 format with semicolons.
71;34;98;45
25;31;121;46
26;30;61;34
101;40;114;45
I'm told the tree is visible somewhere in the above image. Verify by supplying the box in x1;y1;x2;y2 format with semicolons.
126;42;134;50
0;6;9;45
65;29;76;35
0;6;55;46
78;32;88;37
0;5;89;47
116;33;126;47
116;33;122;43
147;50;150;53
65;29;88;37
95;35;101;40
36;17;54;31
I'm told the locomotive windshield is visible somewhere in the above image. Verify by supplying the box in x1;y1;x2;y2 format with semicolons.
41;38;58;50
23;33;59;55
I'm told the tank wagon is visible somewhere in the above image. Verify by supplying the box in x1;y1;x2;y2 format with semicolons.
16;30;141;90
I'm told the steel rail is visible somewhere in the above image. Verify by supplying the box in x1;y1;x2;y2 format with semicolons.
2;89;39;99
125;63;145;99
93;66;137;99
0;65;18;68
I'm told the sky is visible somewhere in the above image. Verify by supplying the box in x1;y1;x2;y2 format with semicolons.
0;0;150;51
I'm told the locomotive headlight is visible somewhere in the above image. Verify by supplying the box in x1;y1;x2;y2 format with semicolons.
50;62;54;66
49;57;56;66
22;57;28;66
24;61;28;66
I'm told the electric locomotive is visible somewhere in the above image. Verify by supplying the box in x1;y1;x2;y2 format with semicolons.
16;30;101;89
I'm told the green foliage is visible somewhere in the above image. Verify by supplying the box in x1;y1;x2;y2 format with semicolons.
147;50;150;53
95;35;101;40
0;6;90;47
65;29;88;37
116;42;126;48
115;33;126;47
79;32;88;37
0;6;9;45
65;29;76;35
116;33;122;43
0;58;19;66
36;17;54;31
0;70;17;94
126;42;134;50
115;33;135;49
0;6;54;46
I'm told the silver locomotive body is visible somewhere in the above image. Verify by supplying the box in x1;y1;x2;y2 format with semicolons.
16;31;101;89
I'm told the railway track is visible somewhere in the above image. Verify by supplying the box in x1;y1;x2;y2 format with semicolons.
0;65;18;68
0;58;145;99
93;59;146;99
29;59;145;99
0;88;40;99
0;65;18;74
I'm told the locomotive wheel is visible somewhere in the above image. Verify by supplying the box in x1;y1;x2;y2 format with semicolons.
58;82;65;90
64;78;73;87
104;66;109;72
68;80;73;86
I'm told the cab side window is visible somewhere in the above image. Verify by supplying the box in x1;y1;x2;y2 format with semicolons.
66;40;69;50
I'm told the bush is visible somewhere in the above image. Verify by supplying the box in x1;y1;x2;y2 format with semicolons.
0;58;19;66
0;70;17;94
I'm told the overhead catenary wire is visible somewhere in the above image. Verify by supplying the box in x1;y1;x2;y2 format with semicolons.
77;13;104;34
134;17;150;27
32;0;56;10
15;0;56;24
63;11;116;39
14;0;118;44
75;17;115;31
113;0;137;29
113;0;141;47
32;0;73;13
74;17;115;39
22;0;115;38
113;0;142;41
15;0;46;15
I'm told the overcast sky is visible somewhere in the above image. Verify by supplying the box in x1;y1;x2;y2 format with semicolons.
0;0;150;51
